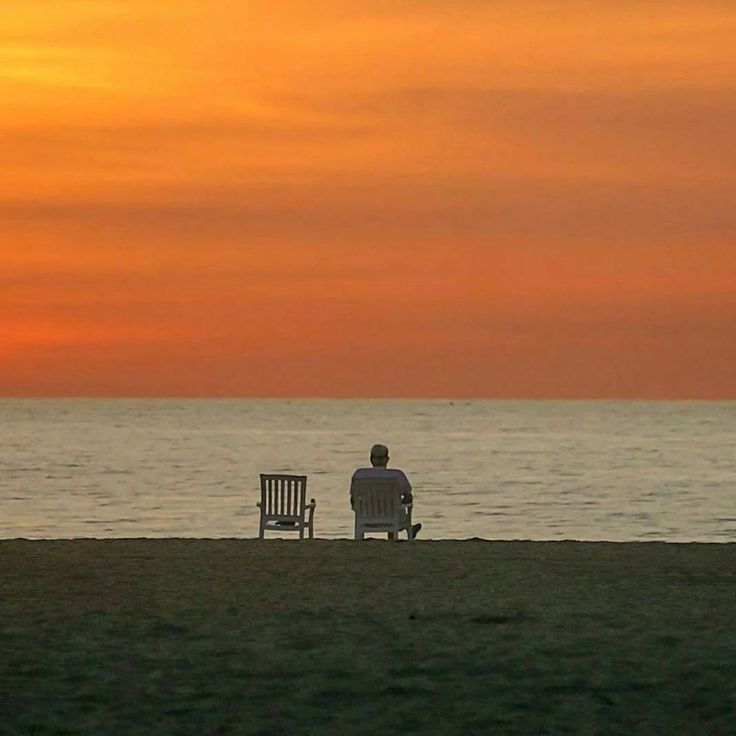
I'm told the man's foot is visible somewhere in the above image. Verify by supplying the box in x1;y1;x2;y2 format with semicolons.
411;523;422;539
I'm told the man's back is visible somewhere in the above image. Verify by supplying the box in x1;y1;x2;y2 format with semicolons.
351;467;411;494
351;467;412;509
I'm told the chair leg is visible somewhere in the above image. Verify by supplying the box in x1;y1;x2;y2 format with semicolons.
299;526;305;540
259;522;265;540
308;522;313;540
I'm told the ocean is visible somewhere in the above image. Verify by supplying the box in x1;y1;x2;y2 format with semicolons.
1;399;733;541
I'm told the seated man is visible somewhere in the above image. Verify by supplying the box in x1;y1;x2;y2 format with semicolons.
351;443;421;539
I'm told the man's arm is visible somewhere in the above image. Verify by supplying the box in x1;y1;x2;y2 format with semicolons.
349;473;357;509
398;470;413;504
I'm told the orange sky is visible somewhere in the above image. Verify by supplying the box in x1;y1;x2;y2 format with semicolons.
2;0;735;397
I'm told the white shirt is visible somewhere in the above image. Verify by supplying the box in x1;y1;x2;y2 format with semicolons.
351;467;412;494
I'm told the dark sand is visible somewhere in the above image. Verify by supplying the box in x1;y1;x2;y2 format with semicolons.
2;539;736;734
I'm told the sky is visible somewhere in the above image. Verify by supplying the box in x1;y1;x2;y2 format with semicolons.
1;0;735;397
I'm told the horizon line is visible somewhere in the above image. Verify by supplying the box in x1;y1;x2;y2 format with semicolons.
1;395;733;402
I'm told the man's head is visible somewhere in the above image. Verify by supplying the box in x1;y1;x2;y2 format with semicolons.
370;443;389;467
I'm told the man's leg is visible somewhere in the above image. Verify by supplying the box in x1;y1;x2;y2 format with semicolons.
400;507;422;540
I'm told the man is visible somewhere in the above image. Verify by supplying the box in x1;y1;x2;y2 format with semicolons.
351;443;422;539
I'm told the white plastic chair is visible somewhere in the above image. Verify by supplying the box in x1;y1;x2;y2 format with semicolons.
257;474;315;539
351;477;414;542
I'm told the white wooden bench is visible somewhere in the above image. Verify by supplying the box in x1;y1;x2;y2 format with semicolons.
257;474;316;539
351;477;414;542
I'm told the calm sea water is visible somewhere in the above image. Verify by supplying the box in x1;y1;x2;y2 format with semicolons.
1;399;734;541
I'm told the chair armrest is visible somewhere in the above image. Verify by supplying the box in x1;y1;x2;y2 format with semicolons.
402;501;413;531
256;501;262;508
306;500;316;522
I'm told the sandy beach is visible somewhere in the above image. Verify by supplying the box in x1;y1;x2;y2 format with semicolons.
3;538;735;734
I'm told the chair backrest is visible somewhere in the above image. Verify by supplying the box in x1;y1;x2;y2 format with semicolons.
351;477;403;523
260;474;307;518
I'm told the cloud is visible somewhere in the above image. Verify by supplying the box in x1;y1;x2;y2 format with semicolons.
2;174;734;242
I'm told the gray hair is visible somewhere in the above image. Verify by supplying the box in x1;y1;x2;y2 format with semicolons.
370;443;389;459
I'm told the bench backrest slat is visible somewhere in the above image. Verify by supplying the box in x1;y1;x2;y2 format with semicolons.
260;474;307;517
